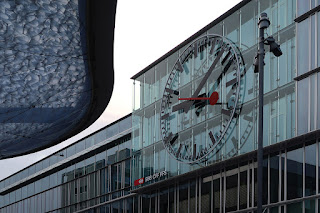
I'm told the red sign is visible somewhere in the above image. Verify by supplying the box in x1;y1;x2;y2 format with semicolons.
134;177;144;186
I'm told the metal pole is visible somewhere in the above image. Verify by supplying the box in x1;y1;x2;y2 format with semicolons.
257;12;270;213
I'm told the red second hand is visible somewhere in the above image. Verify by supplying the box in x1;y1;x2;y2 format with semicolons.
178;92;219;105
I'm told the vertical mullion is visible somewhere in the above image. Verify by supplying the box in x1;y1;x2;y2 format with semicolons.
268;155;270;205
315;12;318;129
198;178;201;213
211;176;213;213
303;145;306;213
284;150;287;212
224;170;226;213
188;181;190;213
251;162;254;208
247;163;250;210
237;167;240;211
303;145;306;198
220;173;222;213
316;141;319;212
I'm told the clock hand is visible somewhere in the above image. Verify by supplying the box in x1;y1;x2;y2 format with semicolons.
179;91;219;105
172;48;225;113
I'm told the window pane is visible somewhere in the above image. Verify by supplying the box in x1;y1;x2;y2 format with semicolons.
270;155;279;203
159;188;168;213
305;143;316;196
297;19;310;76
213;178;220;213
179;182;188;213
287;201;303;212
297;78;309;135
226;174;237;212
305;199;315;213
287;147;303;200
297;0;310;16
201;179;211;213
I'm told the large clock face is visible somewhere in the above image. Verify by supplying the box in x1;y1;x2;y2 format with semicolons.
160;34;246;163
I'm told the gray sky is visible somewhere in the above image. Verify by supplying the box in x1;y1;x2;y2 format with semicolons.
0;0;242;180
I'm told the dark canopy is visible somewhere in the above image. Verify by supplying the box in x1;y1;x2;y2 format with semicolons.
0;0;116;159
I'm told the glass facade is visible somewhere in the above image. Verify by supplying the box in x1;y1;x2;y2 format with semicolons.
2;0;320;212
132;0;296;187
296;1;320;135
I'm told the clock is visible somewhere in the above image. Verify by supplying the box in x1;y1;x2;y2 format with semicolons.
160;34;246;164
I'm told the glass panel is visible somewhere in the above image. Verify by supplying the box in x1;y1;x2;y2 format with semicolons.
76;140;85;153
297;0;310;16
305;143;316;196
142;195;149;213
159;188;168;213
169;187;174;213
201;179;211;213
287;201;303;213
287;147;303;200
239;171;247;210
225;174;237;212
305;199;315;213
179;182;188;213
213;177;220;213
270;154;279;203
240;1;256;50
85;136;95;149
143;145;154;181
297;19;310;76
107;144;118;164
297;78;309;135
66;146;76;158
190;180;196;213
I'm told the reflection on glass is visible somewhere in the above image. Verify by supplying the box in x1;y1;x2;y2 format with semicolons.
201;179;211;213
226;174;237;212
179;182;188;213
287;147;303;200
287;201;303;213
305;143;316;196
270;155;279;203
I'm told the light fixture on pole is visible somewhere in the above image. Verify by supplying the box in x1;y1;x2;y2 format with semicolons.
255;13;282;213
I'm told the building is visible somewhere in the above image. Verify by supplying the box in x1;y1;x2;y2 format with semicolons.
1;0;320;212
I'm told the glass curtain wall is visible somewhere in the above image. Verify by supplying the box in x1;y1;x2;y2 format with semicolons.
130;139;320;213
0;116;131;195
0;134;132;213
132;0;296;186
296;5;320;135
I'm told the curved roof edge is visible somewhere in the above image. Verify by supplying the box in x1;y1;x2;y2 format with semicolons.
2;0;117;159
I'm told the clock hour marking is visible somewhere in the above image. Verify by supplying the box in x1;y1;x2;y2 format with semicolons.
231;137;237;148
194;42;198;58
209;131;216;145
223;56;235;73
170;134;179;145
221;108;231;116
165;88;179;95
164;132;173;144
243;115;253;122
226;77;237;88
193;144;197;159
175;60;184;73
176;144;183;156
209;38;217;54
221;51;231;65
161;113;169;120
